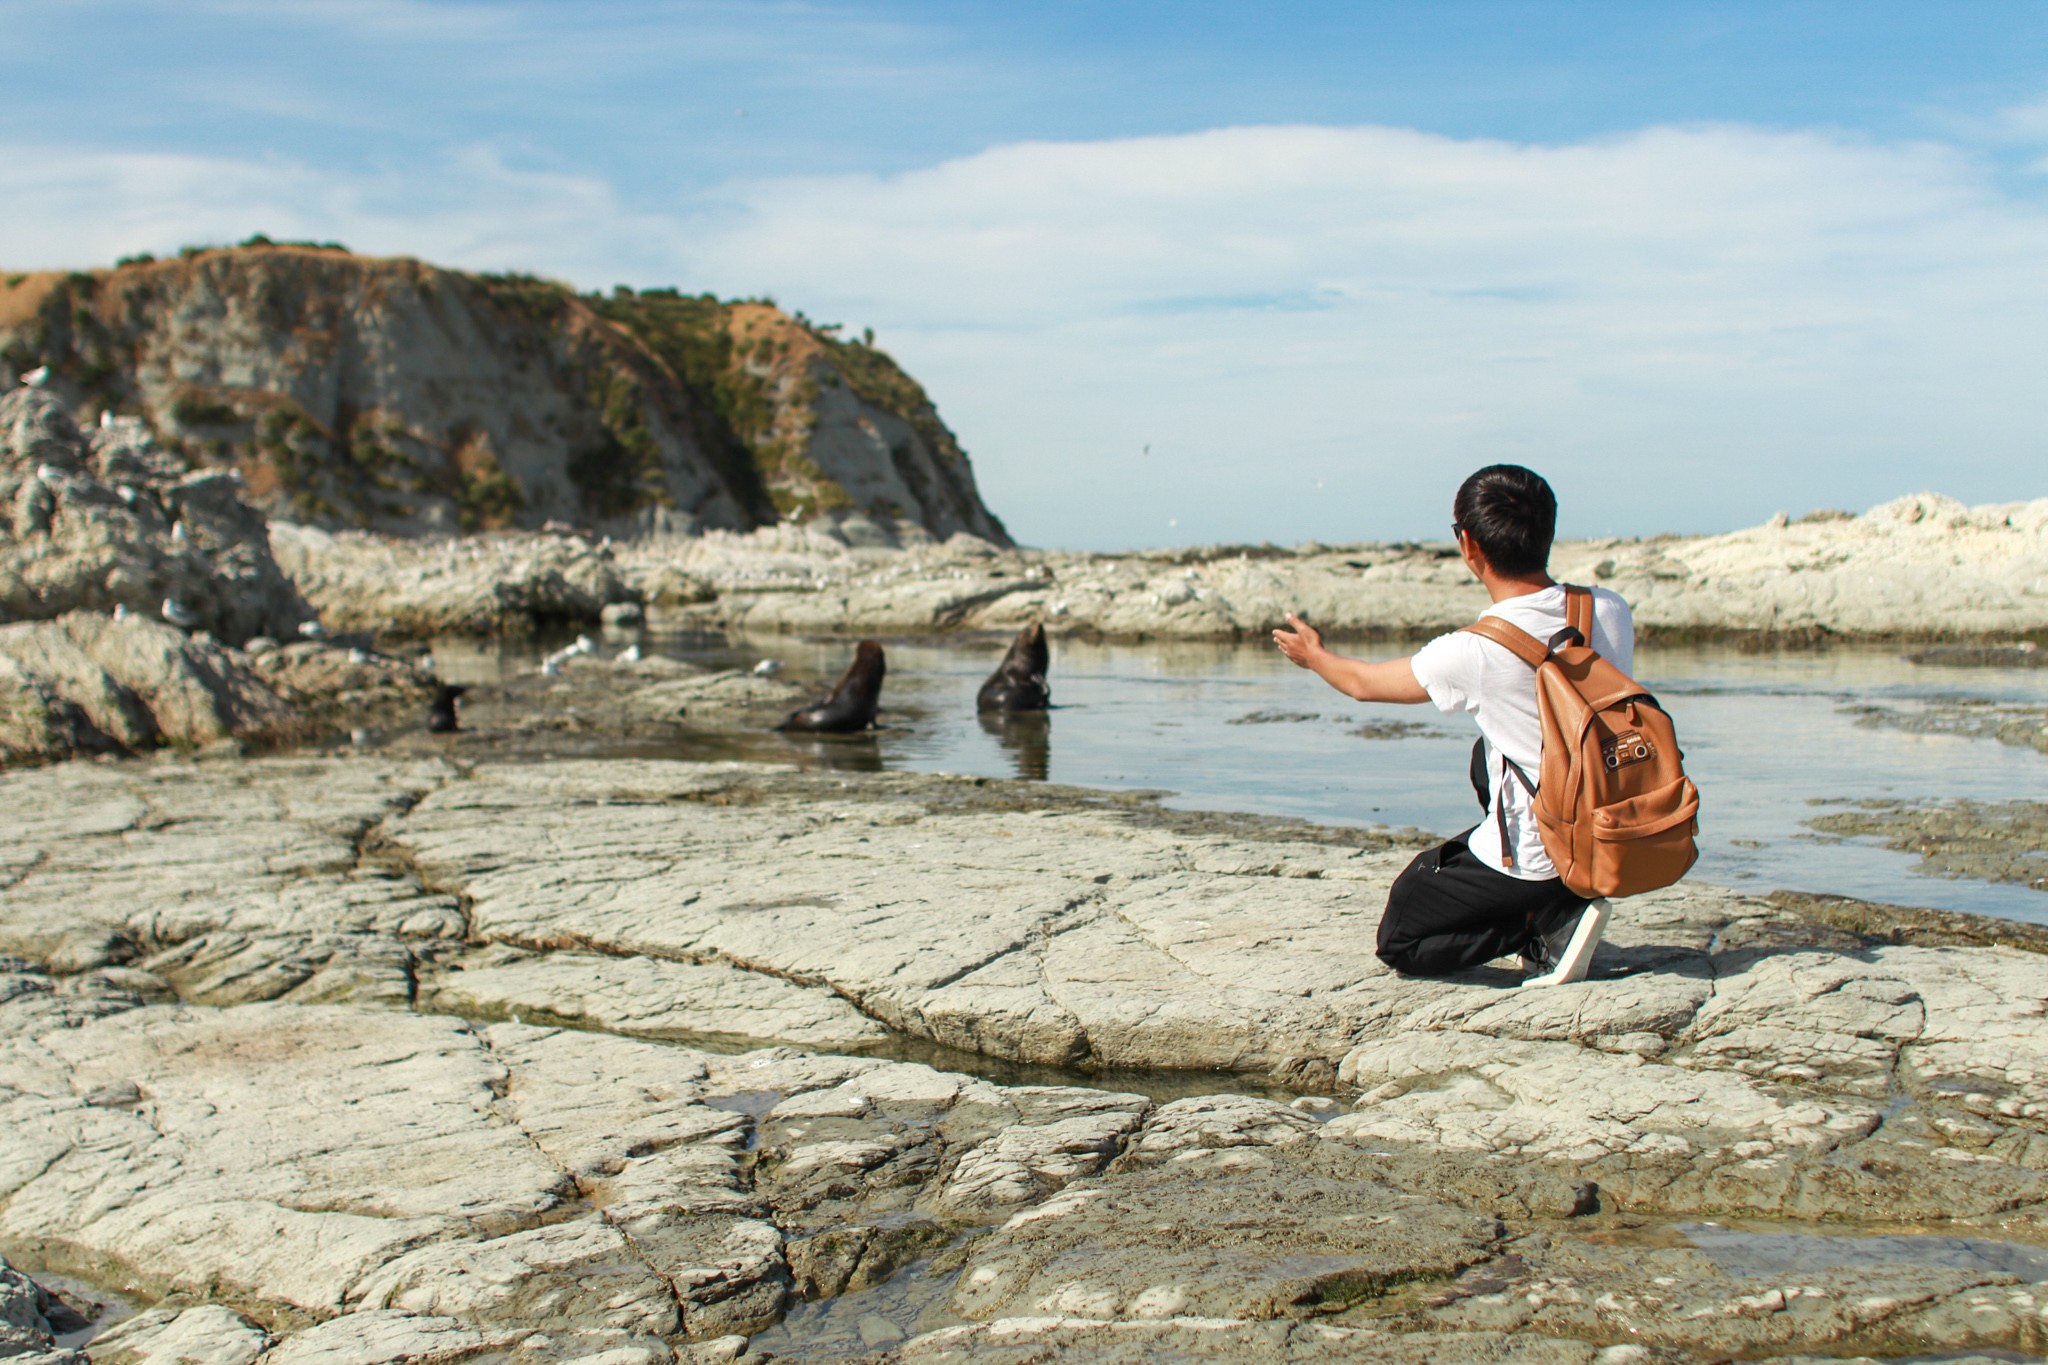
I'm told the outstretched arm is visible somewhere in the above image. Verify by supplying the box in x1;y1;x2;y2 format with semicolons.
1272;613;1429;704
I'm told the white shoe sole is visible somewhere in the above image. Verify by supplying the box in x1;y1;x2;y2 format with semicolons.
1520;898;1611;988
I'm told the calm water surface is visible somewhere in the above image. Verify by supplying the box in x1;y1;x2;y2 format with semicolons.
437;633;2048;924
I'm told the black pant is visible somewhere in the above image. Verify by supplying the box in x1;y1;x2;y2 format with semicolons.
1375;741;1587;977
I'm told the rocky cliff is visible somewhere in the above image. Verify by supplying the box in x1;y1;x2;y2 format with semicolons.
0;244;1010;543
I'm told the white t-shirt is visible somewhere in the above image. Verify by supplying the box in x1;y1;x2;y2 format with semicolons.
1408;584;1635;881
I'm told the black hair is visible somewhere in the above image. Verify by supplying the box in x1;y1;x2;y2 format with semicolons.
1452;465;1557;577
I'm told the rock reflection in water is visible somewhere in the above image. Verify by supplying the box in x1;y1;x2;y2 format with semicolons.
978;710;1050;780
773;730;886;773
747;1247;970;1360
1683;1222;2048;1280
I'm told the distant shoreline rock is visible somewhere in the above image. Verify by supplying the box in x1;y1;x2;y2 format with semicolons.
688;489;2036;644
263;490;2046;641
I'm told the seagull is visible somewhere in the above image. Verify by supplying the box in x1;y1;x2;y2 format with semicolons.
349;648;373;665
113;603;130;621
117;486;139;504
35;463;65;482
170;521;187;543
574;634;595;654
20;366;49;388
616;644;643;664
99;410;113;428
751;659;781;677
297;620;327;639
161;597;199;629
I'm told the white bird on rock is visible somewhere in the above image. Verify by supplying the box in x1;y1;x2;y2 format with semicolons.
297;620;327;640
616;644;643;664
20;366;49;388
34;463;65;482
539;636;593;675
751;659;781;677
349;648;373;665
113;603;130;621
161;597;199;629
170;521;187;544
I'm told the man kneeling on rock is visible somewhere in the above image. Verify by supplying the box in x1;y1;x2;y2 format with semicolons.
1274;464;1630;986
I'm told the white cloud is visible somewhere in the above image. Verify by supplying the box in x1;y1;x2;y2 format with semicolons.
5;121;2046;547
0;142;679;283
677;123;2048;546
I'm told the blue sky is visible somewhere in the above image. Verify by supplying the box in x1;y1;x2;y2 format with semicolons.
5;2;2048;547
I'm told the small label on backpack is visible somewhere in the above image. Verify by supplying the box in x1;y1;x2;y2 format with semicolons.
1603;731;1656;770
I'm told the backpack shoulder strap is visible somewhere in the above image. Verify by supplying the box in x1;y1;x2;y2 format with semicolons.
1460;615;1551;668
1564;584;1594;646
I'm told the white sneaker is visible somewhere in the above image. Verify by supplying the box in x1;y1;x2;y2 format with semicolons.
1519;898;1611;988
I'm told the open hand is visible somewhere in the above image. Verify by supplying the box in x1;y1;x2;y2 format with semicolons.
1272;612;1322;669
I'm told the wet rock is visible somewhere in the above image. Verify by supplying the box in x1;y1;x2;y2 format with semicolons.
1404;1230;2027;1359
1845;696;2048;757
1806;799;2048;892
0;1256;77;1364
890;1321;1657;1363
947;1146;1501;1322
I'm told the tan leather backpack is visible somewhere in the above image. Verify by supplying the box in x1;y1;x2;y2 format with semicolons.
1461;585;1699;898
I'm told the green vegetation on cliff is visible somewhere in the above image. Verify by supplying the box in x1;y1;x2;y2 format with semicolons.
0;247;1010;542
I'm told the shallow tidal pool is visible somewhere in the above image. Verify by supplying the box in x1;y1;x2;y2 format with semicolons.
433;632;2048;925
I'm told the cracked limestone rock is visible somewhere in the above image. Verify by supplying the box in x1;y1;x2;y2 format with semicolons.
85;1304;271;1365
422;947;891;1050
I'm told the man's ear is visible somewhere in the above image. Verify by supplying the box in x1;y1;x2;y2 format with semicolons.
1457;531;1489;578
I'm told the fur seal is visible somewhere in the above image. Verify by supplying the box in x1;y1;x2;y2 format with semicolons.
777;641;886;733
976;623;1050;712
427;683;467;733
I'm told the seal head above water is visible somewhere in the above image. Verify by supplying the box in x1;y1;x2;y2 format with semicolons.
427;683;468;733
778;641;886;732
977;623;1049;712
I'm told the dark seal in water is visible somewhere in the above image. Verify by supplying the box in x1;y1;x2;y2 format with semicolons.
977;623;1050;712
778;641;886;732
427;683;468;733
